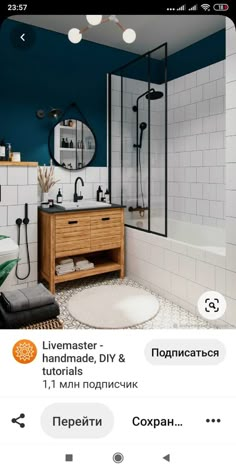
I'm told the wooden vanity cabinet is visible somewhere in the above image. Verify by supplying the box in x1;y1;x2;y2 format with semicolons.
38;208;125;293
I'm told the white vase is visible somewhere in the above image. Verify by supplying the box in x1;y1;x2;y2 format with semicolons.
42;192;49;202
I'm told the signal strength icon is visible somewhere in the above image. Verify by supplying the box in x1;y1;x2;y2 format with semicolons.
177;4;186;10
189;4;198;10
201;3;210;10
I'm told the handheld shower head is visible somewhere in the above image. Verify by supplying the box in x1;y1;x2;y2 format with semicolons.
138;122;147;148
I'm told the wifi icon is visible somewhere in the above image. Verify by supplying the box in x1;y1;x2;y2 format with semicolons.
201;3;211;10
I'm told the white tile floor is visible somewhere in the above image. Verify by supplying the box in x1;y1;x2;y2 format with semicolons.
55;274;229;329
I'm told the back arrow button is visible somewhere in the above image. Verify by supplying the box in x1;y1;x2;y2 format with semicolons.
10;25;36;50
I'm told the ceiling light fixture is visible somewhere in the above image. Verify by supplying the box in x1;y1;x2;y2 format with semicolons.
68;28;82;44
86;15;103;26
68;15;136;45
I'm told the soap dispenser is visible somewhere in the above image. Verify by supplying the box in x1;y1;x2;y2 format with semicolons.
57;188;63;204
96;186;103;202
104;188;110;203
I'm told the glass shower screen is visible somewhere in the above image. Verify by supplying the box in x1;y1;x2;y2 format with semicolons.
108;42;167;237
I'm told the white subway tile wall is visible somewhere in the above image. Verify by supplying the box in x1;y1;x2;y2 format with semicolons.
0;165;38;289
39;166;108;204
168;60;225;227
226;18;236;312
110;63;225;225
0;164;109;290
125;23;236;327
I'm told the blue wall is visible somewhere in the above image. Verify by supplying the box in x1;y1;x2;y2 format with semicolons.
167;29;225;81
0;20;225;167
0;20;141;166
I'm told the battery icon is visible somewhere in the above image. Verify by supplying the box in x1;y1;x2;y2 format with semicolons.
213;4;229;10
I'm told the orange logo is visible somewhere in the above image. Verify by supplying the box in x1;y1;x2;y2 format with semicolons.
12;339;37;364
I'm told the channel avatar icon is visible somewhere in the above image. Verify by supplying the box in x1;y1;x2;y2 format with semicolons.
12;339;37;364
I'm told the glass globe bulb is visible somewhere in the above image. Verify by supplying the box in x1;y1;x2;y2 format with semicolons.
68;28;82;44
123;28;136;44
86;15;103;26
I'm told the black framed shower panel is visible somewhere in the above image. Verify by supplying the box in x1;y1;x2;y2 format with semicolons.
108;42;168;238
121;76;124;205
147;52;151;235
164;42;168;238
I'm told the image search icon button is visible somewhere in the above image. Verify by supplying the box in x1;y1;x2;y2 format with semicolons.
197;291;227;320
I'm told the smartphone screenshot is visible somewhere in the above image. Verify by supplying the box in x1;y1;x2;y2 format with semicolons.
0;3;235;470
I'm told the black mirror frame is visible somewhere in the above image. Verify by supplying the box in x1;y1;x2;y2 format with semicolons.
48;102;97;171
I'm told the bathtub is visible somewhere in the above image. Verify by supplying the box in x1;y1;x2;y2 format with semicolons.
168;219;225;255
125;216;229;324
125;214;225;256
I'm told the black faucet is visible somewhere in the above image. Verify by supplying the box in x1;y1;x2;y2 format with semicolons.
73;177;84;202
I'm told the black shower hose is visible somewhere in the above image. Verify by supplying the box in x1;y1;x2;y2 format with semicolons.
15;220;31;280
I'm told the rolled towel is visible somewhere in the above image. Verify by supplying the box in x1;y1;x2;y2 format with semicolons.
1;283;55;313
0;300;60;329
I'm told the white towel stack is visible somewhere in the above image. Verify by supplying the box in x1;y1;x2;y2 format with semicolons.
56;258;75;275
74;256;94;271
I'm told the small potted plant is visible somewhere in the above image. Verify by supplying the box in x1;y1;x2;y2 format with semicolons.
0;235;18;287
38;163;59;202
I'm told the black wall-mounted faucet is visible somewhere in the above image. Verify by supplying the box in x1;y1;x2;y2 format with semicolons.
73;177;84;202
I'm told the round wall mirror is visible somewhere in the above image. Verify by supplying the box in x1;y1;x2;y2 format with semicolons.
49;119;96;170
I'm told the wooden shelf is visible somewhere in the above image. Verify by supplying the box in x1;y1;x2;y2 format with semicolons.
60;126;91;133
60;126;76;130
55;261;121;283
0;161;37;167
60;148;93;152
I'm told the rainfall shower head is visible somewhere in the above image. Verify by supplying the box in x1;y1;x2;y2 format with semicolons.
132;88;164;112
145;89;164;100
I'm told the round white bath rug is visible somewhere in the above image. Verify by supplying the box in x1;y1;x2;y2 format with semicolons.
68;285;159;329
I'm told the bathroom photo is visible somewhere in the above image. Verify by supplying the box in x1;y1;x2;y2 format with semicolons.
0;14;235;330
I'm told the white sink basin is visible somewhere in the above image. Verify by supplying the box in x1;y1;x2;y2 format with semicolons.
58;200;112;210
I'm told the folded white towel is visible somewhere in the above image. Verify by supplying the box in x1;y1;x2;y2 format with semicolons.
57;258;74;265
56;263;74;270
75;260;90;266
56;267;75;275
76;262;94;271
56;263;74;269
56;264;74;270
76;263;91;270
74;256;88;263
